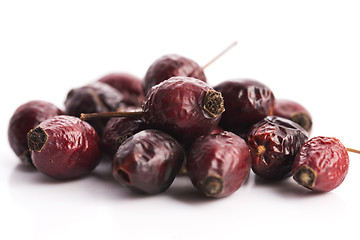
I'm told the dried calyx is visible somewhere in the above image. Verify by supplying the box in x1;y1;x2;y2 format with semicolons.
203;90;225;118
27;127;48;152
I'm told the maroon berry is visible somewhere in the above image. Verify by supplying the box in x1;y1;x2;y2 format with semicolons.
8;100;63;166
98;73;144;107
292;136;349;192
64;82;125;134
143;76;224;144
273;99;312;133
214;79;275;136
27;115;101;180
143;54;206;94
101;117;145;159
187;131;251;198
247;116;308;180
112;129;184;194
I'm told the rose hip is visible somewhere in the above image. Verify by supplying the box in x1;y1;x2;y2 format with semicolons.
98;73;144;107
8;100;63;166
64;82;125;134
247;116;308;180
112;130;184;194
187;131;251;198
27;115;101;180
101;116;146;159
214;79;275;136
143;76;224;144
292;136;349;192
273;99;312;133
143;54;206;94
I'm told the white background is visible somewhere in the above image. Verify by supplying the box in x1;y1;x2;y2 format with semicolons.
1;1;360;239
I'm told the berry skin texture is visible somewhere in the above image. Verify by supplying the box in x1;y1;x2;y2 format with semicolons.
142;76;224;144
8;100;63;166
98;73;144;107
247;116;308;180
112;130;185;194
143;54;206;94
64;82;125;134
187;131;252;198
27;115;101;180
101;117;145;159
273;99;312;133
214;79;275;136
292;136;349;192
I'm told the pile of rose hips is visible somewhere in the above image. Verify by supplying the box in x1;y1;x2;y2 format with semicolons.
8;53;350;198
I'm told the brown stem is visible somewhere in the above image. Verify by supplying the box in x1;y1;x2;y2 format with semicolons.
346;148;360;154
80;111;143;121
201;41;237;69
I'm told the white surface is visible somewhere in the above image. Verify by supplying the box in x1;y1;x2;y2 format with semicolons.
1;1;360;239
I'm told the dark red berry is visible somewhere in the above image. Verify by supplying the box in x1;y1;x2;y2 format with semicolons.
273;99;312;133
112;129;184;194
292;136;349;192
101;116;145;159
187;131;251;198
214;79;275;136
247;116;308;180
27;115;101;180
8;100;63;166
142;76;224;144
98;73;144;107
64;82;126;134
143;54;206;94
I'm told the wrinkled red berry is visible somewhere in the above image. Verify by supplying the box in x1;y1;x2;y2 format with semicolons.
27;115;101;180
143;54;206;94
101;117;145;159
142;76;224;144
247;116;308;180
8;100;63;166
64;82;125;134
187;131;251;198
98;73;144;107
292;136;349;192
273;99;312;133
112;130;184;194
214;79;275;136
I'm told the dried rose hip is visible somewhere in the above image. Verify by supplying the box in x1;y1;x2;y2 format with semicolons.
27;115;101;180
187;131;251;198
247;116;308;180
143;54;206;94
64;82;125;134
273;99;312;133
101;117;146;159
8;100;63;166
142;76;224;144
98;73;144;107
112;129;184;194
214;79;275;137
292;136;349;192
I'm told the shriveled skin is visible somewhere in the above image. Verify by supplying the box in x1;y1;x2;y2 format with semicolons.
273;99;312;133
292;136;349;192
247;116;308;180
187;131;252;198
8;100;63;165
142;77;221;144
143;54;206;94
64;82;126;134
214;79;275;136
98;73;144;107
101;117;146;159
112;130;184;194
29;116;101;180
